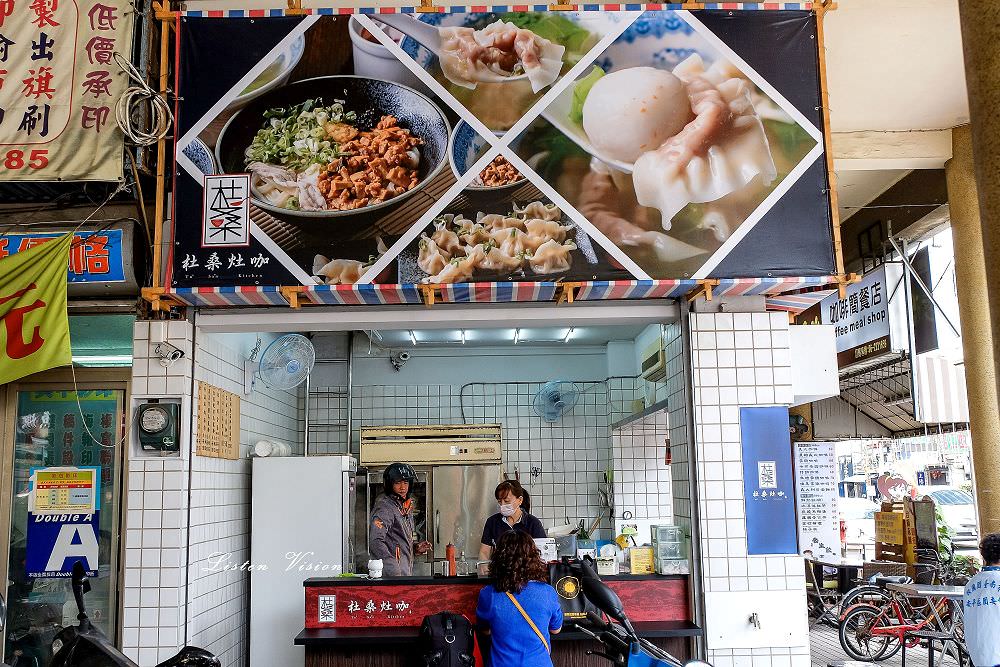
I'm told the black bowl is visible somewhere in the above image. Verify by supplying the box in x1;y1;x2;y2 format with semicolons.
216;75;451;238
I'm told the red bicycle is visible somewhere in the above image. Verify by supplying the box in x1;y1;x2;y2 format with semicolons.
838;577;958;662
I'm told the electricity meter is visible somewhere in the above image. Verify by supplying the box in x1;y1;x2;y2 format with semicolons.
137;402;179;451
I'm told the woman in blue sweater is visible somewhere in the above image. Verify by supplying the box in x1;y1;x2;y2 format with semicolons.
476;530;563;667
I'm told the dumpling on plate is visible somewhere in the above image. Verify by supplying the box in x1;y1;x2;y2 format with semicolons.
457;223;492;246
528;239;576;274
422;245;485;284
312;256;366;285
432;221;463;256
438;20;565;94
514;201;561;222
418;235;450;275
477;212;527;231
630;55;777;229
525;219;571;243
477;243;522;273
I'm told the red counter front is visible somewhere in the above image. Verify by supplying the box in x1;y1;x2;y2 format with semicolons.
304;574;691;629
299;575;700;667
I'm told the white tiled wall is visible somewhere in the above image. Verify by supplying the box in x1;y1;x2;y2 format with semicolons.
124;322;301;667
611;409;673;539
688;312;809;667
310;381;619;536
125;321;193;665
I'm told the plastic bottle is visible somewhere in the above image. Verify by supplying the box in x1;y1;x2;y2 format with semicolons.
446;543;456;576
457;551;468;576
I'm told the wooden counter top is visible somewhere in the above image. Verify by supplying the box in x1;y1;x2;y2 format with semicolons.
304;573;687;587
295;620;703;646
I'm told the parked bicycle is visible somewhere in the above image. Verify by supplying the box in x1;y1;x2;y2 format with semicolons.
837;546;963;618
838;575;960;662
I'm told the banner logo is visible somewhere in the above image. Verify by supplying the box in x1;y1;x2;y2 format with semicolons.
202;174;251;247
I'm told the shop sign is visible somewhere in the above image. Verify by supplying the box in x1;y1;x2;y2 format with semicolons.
305;583;473;628
0;230;126;283
169;9;834;290
0;0;134;182
741;406;797;555
794;442;839;559
25;511;100;578
799;266;893;368
25;465;102;578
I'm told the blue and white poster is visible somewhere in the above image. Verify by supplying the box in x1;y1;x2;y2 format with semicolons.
741;407;797;555
26;511;100;578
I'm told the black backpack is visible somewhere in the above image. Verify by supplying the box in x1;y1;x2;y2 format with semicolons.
419;611;477;667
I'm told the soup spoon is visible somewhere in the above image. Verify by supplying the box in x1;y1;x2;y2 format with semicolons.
369;14;530;83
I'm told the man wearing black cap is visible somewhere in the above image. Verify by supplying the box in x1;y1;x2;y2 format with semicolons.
369;462;432;576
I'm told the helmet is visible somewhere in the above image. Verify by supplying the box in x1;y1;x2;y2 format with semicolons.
383;462;417;499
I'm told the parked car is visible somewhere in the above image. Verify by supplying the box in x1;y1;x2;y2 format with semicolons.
840;497;880;546
923;487;980;548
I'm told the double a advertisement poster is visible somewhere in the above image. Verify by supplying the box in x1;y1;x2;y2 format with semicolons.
169;9;834;289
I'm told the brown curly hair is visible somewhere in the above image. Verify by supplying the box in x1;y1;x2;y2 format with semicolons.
489;530;548;593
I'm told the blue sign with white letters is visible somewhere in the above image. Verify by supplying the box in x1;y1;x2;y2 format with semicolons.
741;407;798;555
26;512;100;578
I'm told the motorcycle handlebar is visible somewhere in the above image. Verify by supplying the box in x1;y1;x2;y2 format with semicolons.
586;611;609;630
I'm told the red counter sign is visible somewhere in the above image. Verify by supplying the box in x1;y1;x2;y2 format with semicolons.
0;0;134;182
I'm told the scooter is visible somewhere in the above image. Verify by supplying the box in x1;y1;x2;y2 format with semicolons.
48;561;220;667
569;557;712;667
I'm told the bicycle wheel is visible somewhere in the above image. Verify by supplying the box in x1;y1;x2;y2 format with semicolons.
840;585;891;616
839;605;901;662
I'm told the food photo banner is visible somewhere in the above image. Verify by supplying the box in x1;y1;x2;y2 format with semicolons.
169;9;834;289
0;0;135;181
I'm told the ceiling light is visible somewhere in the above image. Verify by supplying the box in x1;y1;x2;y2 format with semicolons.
514;329;520;345
370;330;383;342
72;354;133;366
563;327;575;343
461;330;466;344
408;330;417;345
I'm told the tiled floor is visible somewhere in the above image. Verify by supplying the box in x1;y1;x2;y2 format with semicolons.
810;624;957;667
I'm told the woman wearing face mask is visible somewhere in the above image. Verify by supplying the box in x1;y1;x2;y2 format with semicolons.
480;480;547;561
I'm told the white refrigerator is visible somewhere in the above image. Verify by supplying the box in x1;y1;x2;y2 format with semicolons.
250;455;357;667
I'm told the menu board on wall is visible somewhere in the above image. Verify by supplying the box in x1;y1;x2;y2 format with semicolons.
0;0;134;181
196;381;240;459
169;9;834;289
794;441;839;559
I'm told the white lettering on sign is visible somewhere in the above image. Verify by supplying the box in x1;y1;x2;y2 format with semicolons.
819;266;892;355
44;522;98;572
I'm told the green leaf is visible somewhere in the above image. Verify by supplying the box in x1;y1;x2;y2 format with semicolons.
502;13;592;54
569;66;605;125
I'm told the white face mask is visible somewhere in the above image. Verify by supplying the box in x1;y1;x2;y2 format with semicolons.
499;503;516;517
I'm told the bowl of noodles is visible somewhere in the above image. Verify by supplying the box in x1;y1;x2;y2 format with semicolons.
215;76;451;237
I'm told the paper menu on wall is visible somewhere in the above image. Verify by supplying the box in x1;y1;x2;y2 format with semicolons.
794;442;839;559
28;466;99;514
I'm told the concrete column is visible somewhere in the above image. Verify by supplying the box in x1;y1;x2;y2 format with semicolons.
955;2;1000;535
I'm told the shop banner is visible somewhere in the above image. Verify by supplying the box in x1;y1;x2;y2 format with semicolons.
0;0;134;181
25;511;100;578
793;441;839;559
0;229;126;283
740;406;797;556
170;10;834;289
0;233;72;384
